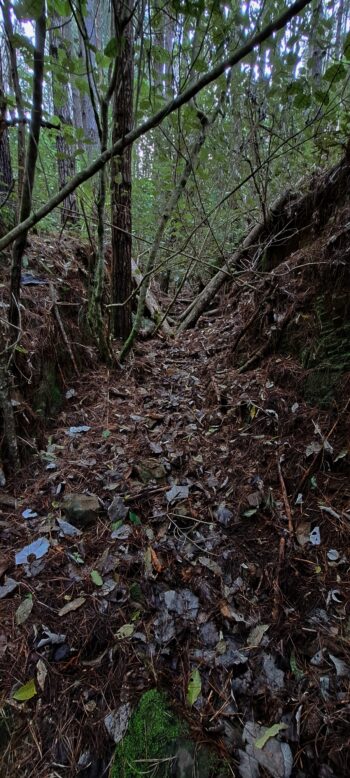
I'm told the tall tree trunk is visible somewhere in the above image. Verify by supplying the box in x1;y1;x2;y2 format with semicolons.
111;0;134;340
78;0;100;161
308;0;324;83
9;2;46;331
2;0;26;207
49;19;78;225
335;0;345;58
0;46;13;199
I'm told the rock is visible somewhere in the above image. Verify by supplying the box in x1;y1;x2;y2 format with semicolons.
134;458;166;483
62;493;101;528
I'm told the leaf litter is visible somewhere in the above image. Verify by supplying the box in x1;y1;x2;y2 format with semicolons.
1;230;350;777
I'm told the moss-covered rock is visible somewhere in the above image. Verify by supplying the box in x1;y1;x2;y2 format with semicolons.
111;689;230;778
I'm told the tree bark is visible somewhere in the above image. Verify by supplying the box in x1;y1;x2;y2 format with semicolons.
0;46;13;198
8;2;46;332
111;0;134;340
2;0;26;206
49;19;78;224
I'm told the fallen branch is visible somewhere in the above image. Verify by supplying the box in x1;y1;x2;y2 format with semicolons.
272;536;286;622
178;190;295;332
277;455;294;535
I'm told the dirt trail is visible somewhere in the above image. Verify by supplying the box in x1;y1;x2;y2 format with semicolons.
0;223;350;777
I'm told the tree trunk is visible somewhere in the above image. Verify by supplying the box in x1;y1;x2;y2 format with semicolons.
49;19;78;225
0;46;13;199
78;0;100;161
9;3;46;332
2;0;26;206
111;0;134;340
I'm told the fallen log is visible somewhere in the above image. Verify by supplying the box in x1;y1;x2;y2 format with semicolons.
177;189;296;332
178;153;350;332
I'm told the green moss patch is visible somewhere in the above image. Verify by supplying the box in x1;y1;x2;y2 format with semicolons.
111;689;230;778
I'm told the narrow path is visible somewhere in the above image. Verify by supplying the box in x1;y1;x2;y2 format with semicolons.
1;319;349;777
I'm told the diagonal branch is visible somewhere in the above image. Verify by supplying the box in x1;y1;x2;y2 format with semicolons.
0;0;313;253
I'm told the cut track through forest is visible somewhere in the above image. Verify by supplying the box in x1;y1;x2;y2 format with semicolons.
0;166;350;778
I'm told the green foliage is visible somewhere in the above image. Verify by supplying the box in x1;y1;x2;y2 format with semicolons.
111;689;183;778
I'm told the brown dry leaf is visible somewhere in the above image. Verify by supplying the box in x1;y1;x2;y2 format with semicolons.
150;547;164;573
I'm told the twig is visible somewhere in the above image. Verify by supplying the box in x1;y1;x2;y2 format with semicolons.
277;454;294;534
272;535;286;622
50;283;79;375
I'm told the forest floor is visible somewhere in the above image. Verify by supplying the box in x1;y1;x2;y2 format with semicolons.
0;215;350;778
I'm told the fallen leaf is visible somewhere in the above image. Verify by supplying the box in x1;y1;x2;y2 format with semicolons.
129;510;142;525
22;509;38;519
13;678;37;701
247;624;270;647
58;596;86;616
115;623;134;640
165;484;189;504
255;723;288;750
187;668;201;705
309;526;321;546
15;537;50;566
0;577;18;599
15;594;33;625
36;659;47;691
91;570;103;587
150;547;164;573
65;425;91;436
104;703;132;743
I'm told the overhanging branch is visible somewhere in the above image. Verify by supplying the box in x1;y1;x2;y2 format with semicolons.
0;0;313;253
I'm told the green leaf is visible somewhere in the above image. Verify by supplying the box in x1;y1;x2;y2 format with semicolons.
186;668;201;706
91;570;103;587
294;93;311;109
290;651;304;680
70;551;84;565
102;429;111;439
13;678;37;701
129;511;141;526
323;63;346;83
111;519;123;531
115;623;134;639
104;37;118;57
243;508;258;517
255;723;288;749
14;0;43;20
